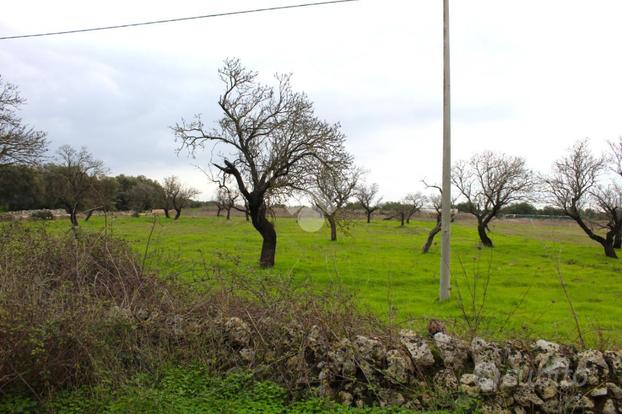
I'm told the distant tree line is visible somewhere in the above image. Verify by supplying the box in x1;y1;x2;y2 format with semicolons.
0;148;198;225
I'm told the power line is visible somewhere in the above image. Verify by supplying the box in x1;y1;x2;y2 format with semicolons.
0;0;360;41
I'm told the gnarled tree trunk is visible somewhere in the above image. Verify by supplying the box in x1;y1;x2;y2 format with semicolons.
226;208;231;220
174;208;181;220
571;213;617;258
327;214;337;241
163;208;170;219
603;241;618;258
65;204;79;227
477;219;493;247
423;222;441;253
249;197;276;268
69;210;78;227
615;231;621;249
366;210;372;223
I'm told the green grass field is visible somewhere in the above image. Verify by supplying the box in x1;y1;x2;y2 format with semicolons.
43;213;622;347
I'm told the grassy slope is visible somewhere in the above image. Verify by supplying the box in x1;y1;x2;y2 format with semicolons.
44;214;622;347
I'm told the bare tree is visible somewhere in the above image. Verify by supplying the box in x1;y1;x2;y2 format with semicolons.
609;136;622;176
590;185;622;256
382;198;419;227
308;164;360;241
173;59;348;267
355;182;382;223
404;192;426;224
0;76;48;166
46;145;105;226
215;193;224;217
162;176;198;220
608;136;622;248
544;140;620;258
452;151;533;247
230;197;251;221
216;184;239;220
421;182;455;253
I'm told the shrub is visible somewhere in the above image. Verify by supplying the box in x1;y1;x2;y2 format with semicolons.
30;209;54;220
0;223;385;402
0;223;183;397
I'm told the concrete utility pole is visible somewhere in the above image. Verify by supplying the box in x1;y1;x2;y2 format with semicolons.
439;0;451;301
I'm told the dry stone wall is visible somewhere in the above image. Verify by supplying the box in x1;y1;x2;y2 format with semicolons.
223;316;622;413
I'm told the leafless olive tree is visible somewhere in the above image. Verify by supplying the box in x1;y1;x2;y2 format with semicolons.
216;184;239;220
608;136;622;248
162;176;199;219
0;76;48;166
404;192;426;224
46;145;105;227
355;182;382;223
308;164;360;241
421;181;455;254
452;151;533;247
173;59;348;267
544;140;621;258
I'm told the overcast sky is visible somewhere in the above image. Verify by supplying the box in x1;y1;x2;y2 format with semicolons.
1;0;621;201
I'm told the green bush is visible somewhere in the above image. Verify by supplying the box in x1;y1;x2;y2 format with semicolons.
30;209;54;220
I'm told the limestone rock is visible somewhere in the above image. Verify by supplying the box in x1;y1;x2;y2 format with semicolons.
575;395;595;410
472;337;503;366
535;376;558;400
224;317;251;347
377;389;405;407
307;325;323;353
590;386;608;398
500;372;518;393
385;349;413;383
606;351;622;381
433;368;459;390
559;377;576;392
353;335;386;364
608;382;622;401
603;399;617;414
434;332;469;371
328;338;357;378
576;349;609;386
460;373;480;396
533;339;570;377
540;398;559;414
474;361;500;394
514;384;544;407
505;345;531;379
400;329;435;368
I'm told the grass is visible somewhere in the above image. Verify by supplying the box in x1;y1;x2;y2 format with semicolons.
42;213;622;347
